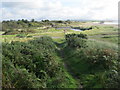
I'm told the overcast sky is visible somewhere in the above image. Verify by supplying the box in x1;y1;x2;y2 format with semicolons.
1;0;119;21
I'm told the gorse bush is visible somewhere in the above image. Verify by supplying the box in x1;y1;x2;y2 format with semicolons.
105;70;120;88
65;33;88;48
28;36;56;53
85;49;118;69
62;39;118;88
2;36;78;88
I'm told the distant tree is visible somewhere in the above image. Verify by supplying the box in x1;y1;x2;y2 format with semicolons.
24;19;29;23
42;20;49;22
66;20;71;24
31;19;35;22
57;20;63;23
21;19;25;22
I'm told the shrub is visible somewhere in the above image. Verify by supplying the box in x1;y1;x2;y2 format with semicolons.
16;34;26;38
105;62;120;88
2;36;78;88
85;49;118;70
65;33;87;48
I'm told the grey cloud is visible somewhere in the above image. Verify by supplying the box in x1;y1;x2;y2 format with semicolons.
1;0;118;20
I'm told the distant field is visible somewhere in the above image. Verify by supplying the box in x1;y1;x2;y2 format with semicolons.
1;22;118;46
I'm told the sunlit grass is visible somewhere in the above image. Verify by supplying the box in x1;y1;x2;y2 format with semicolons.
87;39;118;51
1;24;118;44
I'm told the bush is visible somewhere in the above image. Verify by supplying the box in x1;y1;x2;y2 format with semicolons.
2;36;78;88
65;33;87;48
85;49;118;69
105;62;120;88
16;34;27;38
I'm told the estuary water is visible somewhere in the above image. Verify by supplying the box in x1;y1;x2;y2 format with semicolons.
56;27;82;31
103;21;118;25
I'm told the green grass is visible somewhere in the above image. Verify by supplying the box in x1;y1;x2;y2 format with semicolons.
87;40;118;51
1;22;118;44
82;26;118;35
88;34;118;44
100;35;118;44
61;47;101;88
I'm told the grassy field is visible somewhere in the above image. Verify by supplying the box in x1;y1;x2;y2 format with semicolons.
1;23;118;45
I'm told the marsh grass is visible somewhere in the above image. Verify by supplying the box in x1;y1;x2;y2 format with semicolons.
87;40;118;51
2;25;118;43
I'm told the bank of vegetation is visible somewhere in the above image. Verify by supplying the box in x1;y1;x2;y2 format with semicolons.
2;33;119;88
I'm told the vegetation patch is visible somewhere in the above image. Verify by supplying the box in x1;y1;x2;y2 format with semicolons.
2;20;119;88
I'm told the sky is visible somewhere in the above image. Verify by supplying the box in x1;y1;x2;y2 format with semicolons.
1;0;119;21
